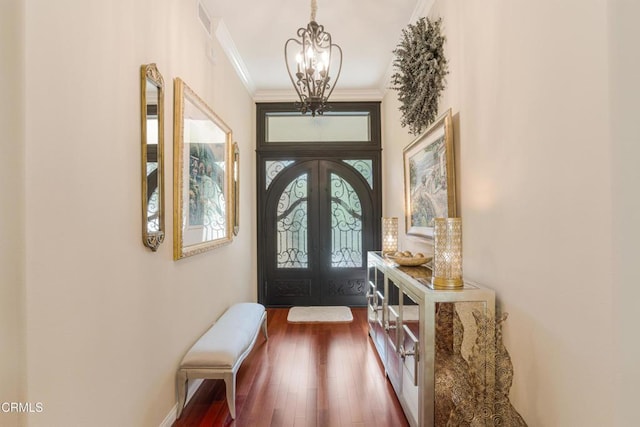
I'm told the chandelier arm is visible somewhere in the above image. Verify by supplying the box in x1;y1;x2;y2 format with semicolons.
284;38;306;104
316;30;332;101
301;29;315;99
323;43;342;101
309;60;317;97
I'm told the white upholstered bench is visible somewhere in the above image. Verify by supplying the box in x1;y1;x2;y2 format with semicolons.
176;302;268;419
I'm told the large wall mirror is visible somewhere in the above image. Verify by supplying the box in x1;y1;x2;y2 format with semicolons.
140;63;165;251
173;78;233;260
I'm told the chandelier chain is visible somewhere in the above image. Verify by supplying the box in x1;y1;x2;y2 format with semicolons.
310;0;317;22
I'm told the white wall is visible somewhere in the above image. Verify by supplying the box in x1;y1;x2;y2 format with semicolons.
0;0;26;425
383;0;629;425
609;1;640;425
23;0;254;425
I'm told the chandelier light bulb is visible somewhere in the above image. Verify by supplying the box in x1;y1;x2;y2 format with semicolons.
295;53;303;74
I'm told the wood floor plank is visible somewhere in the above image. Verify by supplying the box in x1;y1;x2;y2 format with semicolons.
173;308;408;427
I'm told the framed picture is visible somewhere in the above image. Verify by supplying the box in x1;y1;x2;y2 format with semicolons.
403;109;456;238
173;78;234;259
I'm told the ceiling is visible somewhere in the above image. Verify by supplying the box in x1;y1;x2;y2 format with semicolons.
204;0;432;101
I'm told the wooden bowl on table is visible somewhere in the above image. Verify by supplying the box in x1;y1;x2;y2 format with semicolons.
385;251;432;267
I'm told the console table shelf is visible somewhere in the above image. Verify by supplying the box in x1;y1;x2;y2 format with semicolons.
367;251;496;426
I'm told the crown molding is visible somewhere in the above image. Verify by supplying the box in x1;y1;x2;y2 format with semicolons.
213;18;256;95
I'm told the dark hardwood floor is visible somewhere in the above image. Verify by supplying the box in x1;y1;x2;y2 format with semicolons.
173;308;409;427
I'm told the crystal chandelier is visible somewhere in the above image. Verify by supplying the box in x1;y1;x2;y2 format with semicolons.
284;0;342;116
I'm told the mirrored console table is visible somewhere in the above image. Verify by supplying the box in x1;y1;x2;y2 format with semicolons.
367;251;496;426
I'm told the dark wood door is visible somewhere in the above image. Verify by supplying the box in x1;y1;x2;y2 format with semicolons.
264;160;374;306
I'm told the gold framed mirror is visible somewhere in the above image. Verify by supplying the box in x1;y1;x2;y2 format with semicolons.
173;78;234;259
140;63;165;251
232;142;240;236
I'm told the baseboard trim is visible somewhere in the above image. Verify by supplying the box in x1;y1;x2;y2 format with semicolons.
158;379;204;427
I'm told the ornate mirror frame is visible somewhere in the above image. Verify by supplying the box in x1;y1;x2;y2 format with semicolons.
173;78;234;260
232;142;240;236
140;63;165;251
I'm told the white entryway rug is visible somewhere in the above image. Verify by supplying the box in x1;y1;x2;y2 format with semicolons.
287;306;353;323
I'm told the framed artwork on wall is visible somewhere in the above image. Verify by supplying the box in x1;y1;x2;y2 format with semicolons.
402;109;456;238
173;78;234;259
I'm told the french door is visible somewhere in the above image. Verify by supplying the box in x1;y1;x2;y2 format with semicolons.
263;159;375;306
256;102;382;307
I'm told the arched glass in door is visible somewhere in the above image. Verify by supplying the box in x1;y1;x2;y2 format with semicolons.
276;173;308;269
330;173;363;268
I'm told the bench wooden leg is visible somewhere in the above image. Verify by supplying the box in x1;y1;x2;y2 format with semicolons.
261;314;268;340
176;370;188;419
223;372;236;419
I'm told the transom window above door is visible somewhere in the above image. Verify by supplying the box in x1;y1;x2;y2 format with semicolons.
265;111;371;143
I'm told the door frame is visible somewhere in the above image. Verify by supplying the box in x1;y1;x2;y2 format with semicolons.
256;102;382;306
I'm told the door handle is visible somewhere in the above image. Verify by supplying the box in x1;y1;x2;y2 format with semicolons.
386;306;400;351
366;293;375;305
400;323;420;386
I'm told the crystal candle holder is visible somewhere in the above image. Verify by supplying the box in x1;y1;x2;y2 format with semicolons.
432;217;463;289
382;217;398;254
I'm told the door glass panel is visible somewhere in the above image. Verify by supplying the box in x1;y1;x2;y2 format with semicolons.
343;159;373;188
265;160;295;189
277;173;308;269
331;173;362;268
266;112;371;142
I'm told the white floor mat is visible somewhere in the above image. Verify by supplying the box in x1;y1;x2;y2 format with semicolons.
287;306;353;323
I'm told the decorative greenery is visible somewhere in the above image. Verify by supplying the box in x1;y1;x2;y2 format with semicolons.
391;17;449;135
